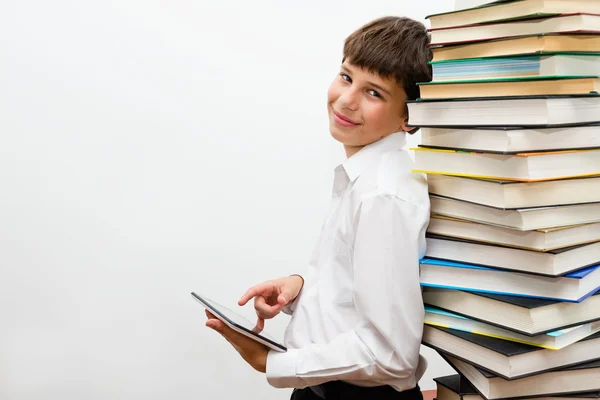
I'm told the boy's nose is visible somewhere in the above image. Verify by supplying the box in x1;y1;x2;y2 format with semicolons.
338;89;359;111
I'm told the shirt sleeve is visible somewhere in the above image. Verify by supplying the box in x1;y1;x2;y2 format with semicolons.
266;194;428;388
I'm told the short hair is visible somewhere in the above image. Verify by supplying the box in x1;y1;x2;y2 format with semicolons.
342;16;432;101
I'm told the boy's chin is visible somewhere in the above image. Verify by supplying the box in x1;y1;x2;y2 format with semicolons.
330;126;388;148
329;126;360;146
329;129;352;146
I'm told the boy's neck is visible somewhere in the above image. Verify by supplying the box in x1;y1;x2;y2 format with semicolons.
344;144;363;159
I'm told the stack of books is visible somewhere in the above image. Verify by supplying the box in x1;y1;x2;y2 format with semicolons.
408;1;600;399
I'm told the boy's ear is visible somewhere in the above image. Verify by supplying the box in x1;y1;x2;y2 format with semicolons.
398;113;419;134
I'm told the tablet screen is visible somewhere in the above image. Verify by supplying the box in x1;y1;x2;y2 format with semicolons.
192;292;285;351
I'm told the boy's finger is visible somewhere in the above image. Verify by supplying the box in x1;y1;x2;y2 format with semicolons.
279;281;302;305
239;283;268;306
251;318;265;334
254;296;282;319
206;319;225;333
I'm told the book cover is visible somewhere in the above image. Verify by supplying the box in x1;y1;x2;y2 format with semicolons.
420;257;600;279
473;290;600;309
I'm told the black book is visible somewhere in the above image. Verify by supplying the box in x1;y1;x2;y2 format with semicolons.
442;353;600;400
434;374;600;400
422;325;600;379
435;374;480;400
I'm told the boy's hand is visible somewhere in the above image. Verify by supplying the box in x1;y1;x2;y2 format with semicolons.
238;275;304;325
205;310;269;373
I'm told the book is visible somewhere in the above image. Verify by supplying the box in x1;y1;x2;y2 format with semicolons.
429;14;600;46
435;374;600;400
412;148;600;181
435;374;481;400
420;124;600;154
423;288;600;335
454;0;511;12
425;235;600;276
426;175;600;209
427;216;600;251
406;95;600;127
430;196;600;230
443;354;600;399
419;76;600;99
431;55;600;82
422;325;600;379
419;258;600;302
425;306;600;350
429;0;600;30
431;35;600;62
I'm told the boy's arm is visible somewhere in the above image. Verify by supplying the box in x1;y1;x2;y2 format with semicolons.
266;194;429;389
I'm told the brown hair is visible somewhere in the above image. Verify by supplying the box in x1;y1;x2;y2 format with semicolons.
342;16;432;102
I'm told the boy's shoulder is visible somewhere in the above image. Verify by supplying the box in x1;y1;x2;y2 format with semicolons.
344;134;429;208
366;148;429;207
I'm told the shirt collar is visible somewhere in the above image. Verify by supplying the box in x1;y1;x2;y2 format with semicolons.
342;132;406;182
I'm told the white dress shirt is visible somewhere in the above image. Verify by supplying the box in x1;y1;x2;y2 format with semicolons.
266;132;430;391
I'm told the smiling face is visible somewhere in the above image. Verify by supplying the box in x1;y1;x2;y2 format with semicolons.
327;61;410;157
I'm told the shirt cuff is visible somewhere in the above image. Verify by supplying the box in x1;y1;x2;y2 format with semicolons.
281;298;299;315
266;348;305;388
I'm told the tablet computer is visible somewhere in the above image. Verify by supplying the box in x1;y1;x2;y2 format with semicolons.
191;292;287;352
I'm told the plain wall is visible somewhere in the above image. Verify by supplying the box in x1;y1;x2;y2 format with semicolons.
0;1;455;399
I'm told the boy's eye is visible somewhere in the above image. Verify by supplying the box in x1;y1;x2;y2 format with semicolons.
340;73;352;83
368;90;382;99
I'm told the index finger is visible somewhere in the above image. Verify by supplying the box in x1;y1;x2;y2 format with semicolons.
251;318;265;334
238;283;269;306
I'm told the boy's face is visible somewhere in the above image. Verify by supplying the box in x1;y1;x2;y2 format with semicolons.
327;61;410;150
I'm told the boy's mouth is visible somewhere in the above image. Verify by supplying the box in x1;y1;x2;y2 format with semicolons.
333;110;360;127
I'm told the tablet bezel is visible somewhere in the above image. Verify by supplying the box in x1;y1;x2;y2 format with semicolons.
191;292;287;353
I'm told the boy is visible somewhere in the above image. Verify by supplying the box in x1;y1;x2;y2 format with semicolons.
205;16;432;400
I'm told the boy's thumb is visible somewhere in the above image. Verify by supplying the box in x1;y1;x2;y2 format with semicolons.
278;294;288;305
278;286;296;305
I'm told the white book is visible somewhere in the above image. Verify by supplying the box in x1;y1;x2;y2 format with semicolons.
407;96;600;127
413;148;600;181
426;235;600;277
430;196;600;231
437;0;600;30
420;125;600;153
426;175;600;209
427;216;600;251
430;14;600;45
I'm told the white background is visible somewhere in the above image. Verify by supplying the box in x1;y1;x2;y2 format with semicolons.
0;1;455;398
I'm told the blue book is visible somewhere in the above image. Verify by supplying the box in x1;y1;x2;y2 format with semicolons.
429;55;600;83
420;258;600;302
